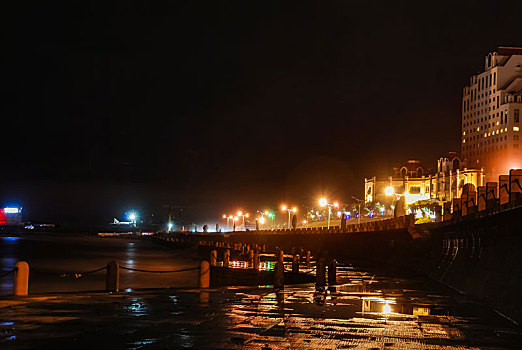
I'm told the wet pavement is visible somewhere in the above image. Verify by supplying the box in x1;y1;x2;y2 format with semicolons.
2;235;522;349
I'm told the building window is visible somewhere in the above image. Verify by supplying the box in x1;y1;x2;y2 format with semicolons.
515;109;520;123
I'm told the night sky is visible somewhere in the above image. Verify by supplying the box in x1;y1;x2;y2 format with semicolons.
1;1;521;226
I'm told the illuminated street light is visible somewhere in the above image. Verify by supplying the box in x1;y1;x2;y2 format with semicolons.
223;214;236;231
318;198;338;229
385;186;394;196
281;204;297;229
237;211;249;230
257;210;270;229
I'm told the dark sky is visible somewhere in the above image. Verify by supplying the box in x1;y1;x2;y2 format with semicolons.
1;1;521;226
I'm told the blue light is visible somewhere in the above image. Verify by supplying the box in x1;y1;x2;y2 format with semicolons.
2;237;19;242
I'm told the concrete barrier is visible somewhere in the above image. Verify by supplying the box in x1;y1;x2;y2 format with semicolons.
486;182;498;210
499;175;510;205
477;186;486;211
510;169;522;203
14;261;29;296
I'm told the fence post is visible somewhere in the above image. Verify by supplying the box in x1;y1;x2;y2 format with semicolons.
253;251;260;271
106;261;119;292
210;250;217;267
292;255;300;273
199;261;210;288
13;261;29;296
274;249;284;287
248;250;254;267
223;249;230;268
328;260;337;285
316;258;326;288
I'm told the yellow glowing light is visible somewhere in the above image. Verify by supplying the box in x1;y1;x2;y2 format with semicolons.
333;202;339;208
477;127;480;131
223;214;226;219
514;127;520;132
319;198;327;207
463;139;466;143
264;210;269;215
292;207;297;212
237;211;242;216
245;213;249;218
383;302;392;314
259;217;265;224
463;131;466;135
384;186;394;196
233;216;238;221
281;205;287;211
302;220;307;224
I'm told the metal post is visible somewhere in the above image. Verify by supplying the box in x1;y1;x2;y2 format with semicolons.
327;205;331;229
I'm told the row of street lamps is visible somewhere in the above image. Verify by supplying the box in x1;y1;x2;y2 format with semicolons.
222;197;344;231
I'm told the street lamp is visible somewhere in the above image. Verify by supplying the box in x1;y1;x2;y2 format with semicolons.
318;198;338;229
351;196;364;226
237;211;249;230
281;204;297;229
223;214;236;232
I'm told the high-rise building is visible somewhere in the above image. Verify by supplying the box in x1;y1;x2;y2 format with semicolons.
461;47;522;181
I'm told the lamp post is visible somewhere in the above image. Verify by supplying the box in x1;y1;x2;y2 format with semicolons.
351;196;364;227
237;211;249;230
319;198;339;229
256;210;269;229
281;205;297;229
223;214;235;232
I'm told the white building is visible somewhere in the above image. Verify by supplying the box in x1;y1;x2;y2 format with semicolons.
461;47;522;182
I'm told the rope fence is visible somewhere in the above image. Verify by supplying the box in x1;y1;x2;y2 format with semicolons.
0;268;17;279
119;266;199;273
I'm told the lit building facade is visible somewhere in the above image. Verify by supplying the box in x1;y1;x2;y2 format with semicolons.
461;47;522;181
365;157;484;205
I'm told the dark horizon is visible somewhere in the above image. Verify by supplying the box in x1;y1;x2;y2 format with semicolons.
1;1;521;226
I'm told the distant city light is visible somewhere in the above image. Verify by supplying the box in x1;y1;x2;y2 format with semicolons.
384;186;394;196
319;198;327;207
281;205;287;211
259;217;265;224
4;208;20;214
128;213;136;221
